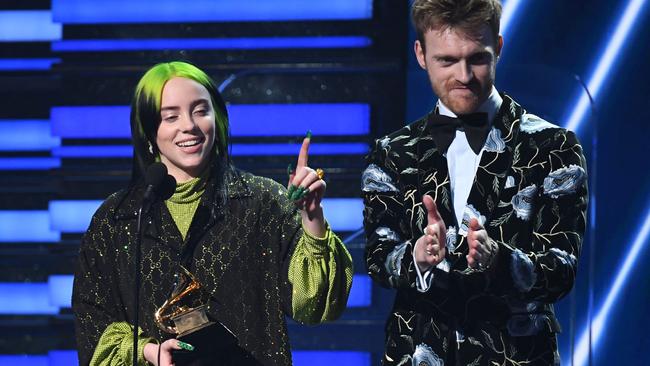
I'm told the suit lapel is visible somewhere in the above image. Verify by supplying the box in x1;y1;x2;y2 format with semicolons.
460;95;523;236
415;113;457;232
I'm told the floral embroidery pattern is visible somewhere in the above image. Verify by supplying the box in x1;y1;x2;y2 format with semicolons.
446;226;458;252
511;249;537;292
549;247;577;266
483;127;506;153
412;343;444;366
460;205;486;235
511;184;538;221
543;165;587;199
362;163;399;193
519;113;557;134
385;241;408;287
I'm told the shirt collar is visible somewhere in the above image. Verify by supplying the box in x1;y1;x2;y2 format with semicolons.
437;86;503;124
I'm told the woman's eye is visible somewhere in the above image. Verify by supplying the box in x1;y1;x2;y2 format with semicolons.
194;109;208;116
163;115;178;122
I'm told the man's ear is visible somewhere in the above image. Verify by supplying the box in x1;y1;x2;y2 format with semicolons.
414;40;427;70
496;34;504;58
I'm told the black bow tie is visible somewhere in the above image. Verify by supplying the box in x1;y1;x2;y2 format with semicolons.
428;113;490;154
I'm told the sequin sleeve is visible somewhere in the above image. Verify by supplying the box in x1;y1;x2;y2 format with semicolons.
88;322;156;366
72;197;123;365
287;223;353;325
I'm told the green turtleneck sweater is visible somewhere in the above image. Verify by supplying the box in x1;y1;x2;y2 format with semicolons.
164;175;206;240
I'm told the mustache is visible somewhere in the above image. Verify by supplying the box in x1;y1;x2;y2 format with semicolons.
448;80;480;90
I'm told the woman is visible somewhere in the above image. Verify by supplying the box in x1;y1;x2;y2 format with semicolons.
72;61;353;366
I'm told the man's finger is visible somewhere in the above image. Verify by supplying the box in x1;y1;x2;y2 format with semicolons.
469;217;483;231
296;137;310;168
422;194;443;225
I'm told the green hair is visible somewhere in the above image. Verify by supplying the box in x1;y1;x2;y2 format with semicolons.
130;61;229;183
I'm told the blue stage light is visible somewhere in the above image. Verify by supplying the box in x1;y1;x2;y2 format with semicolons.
0;59;60;71
572;206;650;366
0;11;62;42
0;120;60;151
347;275;372;307
51;146;133;158
48;351;78;366
51;104;370;138
0;158;61;170
292;351;371;366
0;355;47;366
48;275;74;309
0;283;59;315
52;0;372;24
322;198;364;232
500;0;526;40
52;36;372;52
229;104;370;136
564;0;648;132
50;106;130;138
49;200;102;233
0;211;60;242
0;351;78;366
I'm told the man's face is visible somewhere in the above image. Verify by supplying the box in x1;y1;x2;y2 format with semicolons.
415;24;502;115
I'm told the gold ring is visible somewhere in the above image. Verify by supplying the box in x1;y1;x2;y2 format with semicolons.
315;168;325;180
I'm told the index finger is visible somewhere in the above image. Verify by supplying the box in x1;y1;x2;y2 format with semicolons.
296;136;310;168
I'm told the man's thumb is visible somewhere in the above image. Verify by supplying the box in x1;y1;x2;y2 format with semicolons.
423;194;442;224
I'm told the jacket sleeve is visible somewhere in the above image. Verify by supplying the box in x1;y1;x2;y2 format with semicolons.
491;130;588;303
270;180;353;325
73;199;121;365
72;197;154;365
287;224;353;324
88;322;155;366
362;138;421;289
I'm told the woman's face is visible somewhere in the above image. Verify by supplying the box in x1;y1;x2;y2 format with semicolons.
156;77;216;182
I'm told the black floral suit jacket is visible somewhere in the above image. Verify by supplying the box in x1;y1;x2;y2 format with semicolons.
362;94;588;365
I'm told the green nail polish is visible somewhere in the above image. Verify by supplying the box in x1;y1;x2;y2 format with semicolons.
306;130;312;139
177;341;194;351
287;163;294;177
294;191;305;201
295;187;310;201
291;187;305;201
287;185;297;198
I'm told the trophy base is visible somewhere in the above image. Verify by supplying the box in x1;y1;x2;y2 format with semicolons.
172;321;238;366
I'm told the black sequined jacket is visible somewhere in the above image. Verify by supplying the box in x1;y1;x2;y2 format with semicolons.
362;95;588;365
73;167;324;366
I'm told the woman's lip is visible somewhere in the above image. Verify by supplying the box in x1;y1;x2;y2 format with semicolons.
175;137;203;146
177;139;204;153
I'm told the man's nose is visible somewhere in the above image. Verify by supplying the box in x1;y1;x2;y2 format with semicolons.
456;61;474;84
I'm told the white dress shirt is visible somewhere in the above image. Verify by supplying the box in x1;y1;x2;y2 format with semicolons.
414;86;503;292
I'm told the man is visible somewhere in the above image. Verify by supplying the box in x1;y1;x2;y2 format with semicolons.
362;0;588;365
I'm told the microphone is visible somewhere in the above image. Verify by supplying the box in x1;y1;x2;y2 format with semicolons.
133;162;176;366
142;162;176;209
